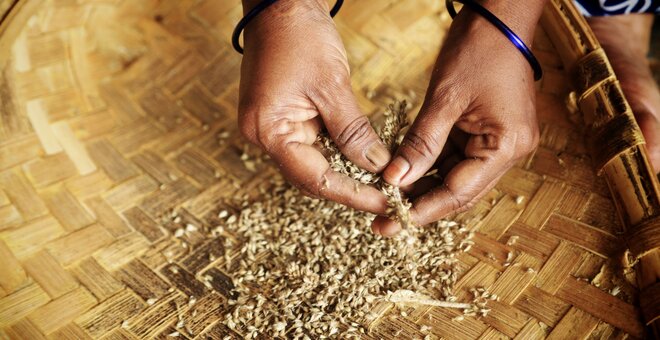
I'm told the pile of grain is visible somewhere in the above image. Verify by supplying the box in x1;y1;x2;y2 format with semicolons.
219;182;473;338
217;103;479;338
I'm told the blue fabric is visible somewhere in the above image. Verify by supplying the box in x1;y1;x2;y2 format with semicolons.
574;0;660;16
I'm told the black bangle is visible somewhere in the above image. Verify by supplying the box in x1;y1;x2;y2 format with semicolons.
446;0;543;81
232;0;344;54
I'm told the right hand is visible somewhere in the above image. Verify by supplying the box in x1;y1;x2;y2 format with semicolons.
238;0;391;214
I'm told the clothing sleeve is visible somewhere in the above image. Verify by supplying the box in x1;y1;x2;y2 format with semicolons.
574;0;660;16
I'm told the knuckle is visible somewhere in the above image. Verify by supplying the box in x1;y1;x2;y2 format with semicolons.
314;70;349;97
444;184;477;213
452;193;477;215
458;198;477;213
238;106;284;152
498;142;517;162
517;125;540;155
294;172;325;199
336;116;372;148
451;192;469;212
430;81;463;112
319;57;351;84
326;70;349;88
402;130;440;160
529;127;540;150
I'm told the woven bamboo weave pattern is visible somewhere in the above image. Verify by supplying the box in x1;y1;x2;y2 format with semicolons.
0;0;647;338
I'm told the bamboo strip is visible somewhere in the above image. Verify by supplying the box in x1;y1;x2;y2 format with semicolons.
541;1;660;335
385;290;472;309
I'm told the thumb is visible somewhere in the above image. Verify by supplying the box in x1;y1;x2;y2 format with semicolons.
383;96;461;187
312;77;391;173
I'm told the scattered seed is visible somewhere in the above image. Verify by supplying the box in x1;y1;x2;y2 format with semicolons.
201;102;486;337
506;235;519;246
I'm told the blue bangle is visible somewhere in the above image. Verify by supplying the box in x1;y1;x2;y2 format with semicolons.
232;0;344;54
446;0;543;81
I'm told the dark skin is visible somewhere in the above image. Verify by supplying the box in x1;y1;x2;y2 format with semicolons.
238;0;659;236
239;0;391;216
373;0;546;235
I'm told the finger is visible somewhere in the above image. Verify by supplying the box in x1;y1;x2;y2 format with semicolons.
410;163;503;228
373;167;500;238
373;158;503;237
435;152;464;182
239;101;320;147
373;139;463;236
371;215;401;237
371;215;388;236
431;131;465;180
416;146;511;227
383;95;462;187
375;134;514;236
404;177;440;198
269;140;389;215
265;118;323;147
395;148;464;198
310;77;391;173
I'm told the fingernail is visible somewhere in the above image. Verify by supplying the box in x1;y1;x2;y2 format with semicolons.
365;142;391;169
380;221;402;237
384;156;410;186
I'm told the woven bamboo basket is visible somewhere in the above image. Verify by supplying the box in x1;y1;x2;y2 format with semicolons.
0;0;659;339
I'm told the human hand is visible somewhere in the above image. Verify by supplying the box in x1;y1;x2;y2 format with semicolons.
238;0;391;213
372;1;546;236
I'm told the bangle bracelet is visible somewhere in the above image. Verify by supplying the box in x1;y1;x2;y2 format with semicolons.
232;0;344;54
446;0;543;81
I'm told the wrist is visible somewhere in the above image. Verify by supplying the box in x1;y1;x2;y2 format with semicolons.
454;0;548;44
240;0;329;39
445;0;546;80
241;0;327;14
239;0;329;53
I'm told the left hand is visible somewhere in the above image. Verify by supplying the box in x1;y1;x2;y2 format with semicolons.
371;2;545;236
